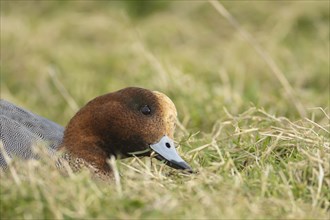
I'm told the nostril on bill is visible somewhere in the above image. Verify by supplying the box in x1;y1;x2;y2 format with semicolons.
165;142;171;148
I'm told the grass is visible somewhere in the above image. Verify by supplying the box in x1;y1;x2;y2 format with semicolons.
1;1;329;219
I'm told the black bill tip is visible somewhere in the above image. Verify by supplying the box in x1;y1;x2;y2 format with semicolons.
155;154;193;173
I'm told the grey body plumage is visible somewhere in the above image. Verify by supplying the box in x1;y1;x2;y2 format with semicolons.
0;100;64;167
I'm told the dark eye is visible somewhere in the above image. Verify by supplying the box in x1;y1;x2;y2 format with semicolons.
140;105;151;115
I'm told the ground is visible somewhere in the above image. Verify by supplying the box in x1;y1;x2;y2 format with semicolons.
0;1;329;219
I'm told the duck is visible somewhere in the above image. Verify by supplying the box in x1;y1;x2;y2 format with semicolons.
0;87;192;177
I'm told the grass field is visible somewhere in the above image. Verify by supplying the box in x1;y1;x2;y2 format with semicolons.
1;1;329;219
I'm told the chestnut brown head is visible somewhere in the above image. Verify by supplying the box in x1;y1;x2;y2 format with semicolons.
61;87;192;172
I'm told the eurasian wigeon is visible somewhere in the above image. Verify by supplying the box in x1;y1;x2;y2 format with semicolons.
0;87;192;176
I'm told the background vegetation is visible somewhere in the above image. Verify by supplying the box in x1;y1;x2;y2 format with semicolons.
1;1;329;219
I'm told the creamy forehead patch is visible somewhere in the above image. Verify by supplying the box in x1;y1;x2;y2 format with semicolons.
153;91;177;117
153;91;177;137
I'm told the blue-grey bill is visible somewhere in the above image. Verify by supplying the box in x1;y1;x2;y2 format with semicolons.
150;135;192;172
